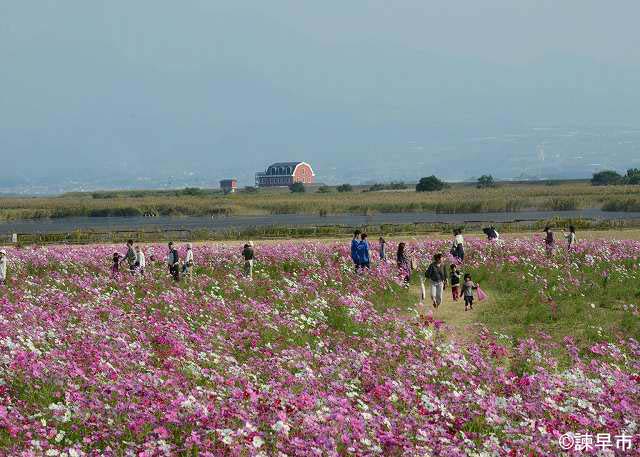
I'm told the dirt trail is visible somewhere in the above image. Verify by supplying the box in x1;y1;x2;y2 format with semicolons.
405;282;497;338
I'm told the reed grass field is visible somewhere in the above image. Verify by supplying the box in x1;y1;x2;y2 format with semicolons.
2;181;640;220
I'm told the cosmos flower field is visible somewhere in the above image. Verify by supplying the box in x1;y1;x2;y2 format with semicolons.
0;238;639;456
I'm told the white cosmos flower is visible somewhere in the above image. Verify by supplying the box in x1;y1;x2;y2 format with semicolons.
252;436;264;448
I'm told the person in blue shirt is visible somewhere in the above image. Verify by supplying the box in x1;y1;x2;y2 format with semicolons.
357;233;371;269
351;230;361;271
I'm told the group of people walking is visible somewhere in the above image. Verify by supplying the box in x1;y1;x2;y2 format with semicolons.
350;231;372;270
110;239;255;282
350;224;575;311
348;228;483;310
0;225;576;291
111;240;194;282
422;254;480;311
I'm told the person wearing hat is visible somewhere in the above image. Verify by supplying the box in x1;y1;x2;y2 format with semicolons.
242;241;255;279
182;243;194;277
0;250;7;285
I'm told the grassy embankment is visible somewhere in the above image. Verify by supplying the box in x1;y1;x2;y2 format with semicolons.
2;181;640;221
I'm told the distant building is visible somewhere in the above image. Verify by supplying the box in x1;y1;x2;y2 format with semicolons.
255;162;315;187
220;179;238;194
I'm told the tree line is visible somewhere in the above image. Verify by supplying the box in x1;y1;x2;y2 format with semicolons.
591;169;640;186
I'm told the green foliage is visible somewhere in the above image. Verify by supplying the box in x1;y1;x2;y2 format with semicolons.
474;253;640;346
336;184;353;192
180;187;205;196
317;186;331;194
626;168;640;185
388;181;408;190
289;182;305;193
325;304;366;335
477;175;496;188
242;186;258;193
368;182;407;192
416;176;445;192
592;170;623;186
91;192;118;199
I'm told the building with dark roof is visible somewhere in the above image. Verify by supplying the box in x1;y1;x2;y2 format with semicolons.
255;162;315;187
219;179;237;194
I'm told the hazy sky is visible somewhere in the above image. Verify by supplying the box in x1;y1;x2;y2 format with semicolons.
2;1;640;188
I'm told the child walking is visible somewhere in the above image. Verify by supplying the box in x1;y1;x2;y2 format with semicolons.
462;273;479;311
450;264;461;301
543;227;555;256
111;252;121;277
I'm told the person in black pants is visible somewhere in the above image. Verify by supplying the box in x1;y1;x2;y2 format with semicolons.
167;241;180;282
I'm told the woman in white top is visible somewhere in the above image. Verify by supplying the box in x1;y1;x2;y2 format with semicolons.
563;225;576;251
135;246;146;276
451;228;465;262
182;243;194;275
0;250;7;285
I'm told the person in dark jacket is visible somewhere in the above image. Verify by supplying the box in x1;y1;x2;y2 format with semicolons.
379;236;386;261
111;252;121;277
167;241;180;282
450;264;462;301
357;233;371;269
543;227;555;256
483;226;499;241
351;230;361;271
397;242;411;282
426;253;447;308
242;241;255;279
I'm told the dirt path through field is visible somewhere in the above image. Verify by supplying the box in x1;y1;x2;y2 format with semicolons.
404;282;497;339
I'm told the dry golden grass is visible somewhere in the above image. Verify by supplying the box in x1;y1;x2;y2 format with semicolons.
2;181;640;220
